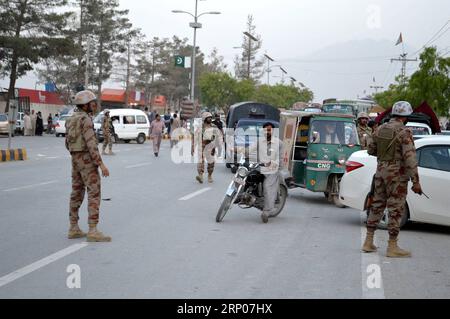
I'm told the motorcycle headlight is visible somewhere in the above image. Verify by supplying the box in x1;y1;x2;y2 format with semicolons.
237;167;249;178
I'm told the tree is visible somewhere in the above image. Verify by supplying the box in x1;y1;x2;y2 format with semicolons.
0;0;74;112
85;0;133;106
408;47;450;116
253;84;314;109
375;47;450;116
199;72;237;111
234;15;265;82
205;48;227;74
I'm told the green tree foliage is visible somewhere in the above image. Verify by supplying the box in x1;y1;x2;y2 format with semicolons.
0;0;74;111
200;72;313;112
375;47;450;116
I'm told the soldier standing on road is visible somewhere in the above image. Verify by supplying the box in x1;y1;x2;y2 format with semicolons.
102;109;115;156
65;90;111;243
150;114;165;157
357;112;373;150
362;101;423;258
192;112;220;184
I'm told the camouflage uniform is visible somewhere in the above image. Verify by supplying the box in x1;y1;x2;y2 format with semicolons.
194;123;219;176
102;115;113;153
66;110;103;227
366;118;419;238
357;125;373;151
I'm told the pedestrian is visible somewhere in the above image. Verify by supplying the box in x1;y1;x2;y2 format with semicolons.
362;101;423;258
65;90;111;242
35;112;44;136
47;113;53;134
31;110;37;136
23;112;32;136
357;112;373;150
102;109;114;156
192;112;220;184
170;113;181;148
150;114;165;157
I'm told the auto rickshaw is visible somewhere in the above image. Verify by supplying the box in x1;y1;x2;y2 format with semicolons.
279;111;361;207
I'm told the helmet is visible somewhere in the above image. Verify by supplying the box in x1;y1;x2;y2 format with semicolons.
202;112;213;122
73;90;97;106
357;112;370;120
392;101;413;117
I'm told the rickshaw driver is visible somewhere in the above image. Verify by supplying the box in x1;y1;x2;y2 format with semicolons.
311;122;342;144
249;122;284;224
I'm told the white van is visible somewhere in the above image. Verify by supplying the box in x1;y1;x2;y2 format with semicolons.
94;109;150;144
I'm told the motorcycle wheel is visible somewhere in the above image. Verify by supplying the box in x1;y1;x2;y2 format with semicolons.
216;195;233;223
270;185;288;218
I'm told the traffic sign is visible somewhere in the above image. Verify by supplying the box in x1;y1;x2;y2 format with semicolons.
175;56;185;68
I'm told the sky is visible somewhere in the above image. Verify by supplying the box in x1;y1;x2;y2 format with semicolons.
2;0;449;103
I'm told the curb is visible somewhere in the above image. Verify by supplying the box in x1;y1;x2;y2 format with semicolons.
0;149;28;162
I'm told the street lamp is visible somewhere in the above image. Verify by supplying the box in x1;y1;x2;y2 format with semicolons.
279;67;288;84
243;31;259;80
172;1;221;103
264;53;275;85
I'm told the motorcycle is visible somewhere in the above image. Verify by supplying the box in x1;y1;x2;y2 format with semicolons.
216;157;289;223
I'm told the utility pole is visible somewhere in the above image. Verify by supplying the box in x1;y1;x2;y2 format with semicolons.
391;53;417;86
264;53;274;85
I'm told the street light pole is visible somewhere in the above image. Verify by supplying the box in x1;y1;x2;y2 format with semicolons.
190;0;199;102
264;54;274;85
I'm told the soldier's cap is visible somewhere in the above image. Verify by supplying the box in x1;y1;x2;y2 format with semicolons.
73;90;97;106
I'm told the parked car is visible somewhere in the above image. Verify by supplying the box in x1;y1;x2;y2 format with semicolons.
0;114;10;136
15;112;24;135
55;115;72;137
439;131;450;136
94;109;150;144
406;122;432;139
339;136;450;228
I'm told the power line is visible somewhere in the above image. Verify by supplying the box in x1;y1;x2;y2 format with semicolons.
413;19;450;56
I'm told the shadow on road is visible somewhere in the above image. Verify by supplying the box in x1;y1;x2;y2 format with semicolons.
403;222;450;235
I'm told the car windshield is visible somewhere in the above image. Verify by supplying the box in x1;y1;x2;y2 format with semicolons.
409;126;430;135
0;114;7;121
310;120;359;145
236;121;278;136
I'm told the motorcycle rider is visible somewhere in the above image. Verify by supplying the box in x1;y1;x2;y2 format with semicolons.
249;122;283;224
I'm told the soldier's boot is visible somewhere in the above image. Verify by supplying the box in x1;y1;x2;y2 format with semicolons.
87;226;112;243
208;174;213;183
109;149;115;156
102;148;108;155
196;174;204;184
362;231;378;253
387;239;411;258
68;224;87;240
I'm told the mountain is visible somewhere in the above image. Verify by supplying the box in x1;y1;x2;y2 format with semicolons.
279;39;419;103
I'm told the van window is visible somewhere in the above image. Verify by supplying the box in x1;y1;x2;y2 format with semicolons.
123;116;136;125
137;115;147;124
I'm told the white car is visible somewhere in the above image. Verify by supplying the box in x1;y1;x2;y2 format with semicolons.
340;136;450;228
406;122;432;139
55;115;72;137
94;109;150;144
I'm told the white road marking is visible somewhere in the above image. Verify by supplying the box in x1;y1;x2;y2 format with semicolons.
2;180;58;192
125;163;151;169
360;212;385;299
0;243;88;289
179;188;212;201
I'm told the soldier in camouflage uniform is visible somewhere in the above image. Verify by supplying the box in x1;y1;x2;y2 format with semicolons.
102;110;114;156
65;90;112;242
357;112;373;151
191;112;221;184
362;101;422;258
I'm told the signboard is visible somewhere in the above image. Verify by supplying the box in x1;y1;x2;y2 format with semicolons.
175;56;191;68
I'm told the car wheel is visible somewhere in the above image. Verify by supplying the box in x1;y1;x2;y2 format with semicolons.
136;134;146;145
56;133;60;137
